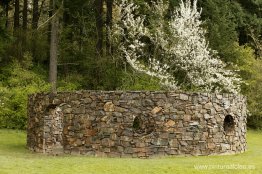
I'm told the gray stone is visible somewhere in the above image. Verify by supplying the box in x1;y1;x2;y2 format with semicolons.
223;100;230;109
180;141;188;146
72;100;81;105
121;136;130;142
204;102;213;109
124;147;133;154
144;99;154;106
130;108;141;114
204;114;211;119
189;121;199;126
115;106;127;112
84;98;92;104
168;139;178;147
154;138;169;146
216;94;223;100
180;94;189;100
75;106;85;114
75;139;82;146
64;108;72;114
101;116;109;122
178;121;183;128
113;112;122;117
117;146;124;152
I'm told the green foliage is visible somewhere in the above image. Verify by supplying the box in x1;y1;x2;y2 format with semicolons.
0;7;11;63
29;32;50;63
120;71;162;91
81;56;124;90
198;0;239;63
0;52;85;129
198;0;262;60
235;44;262;129
57;73;83;91
0;55;49;129
0;54;50;129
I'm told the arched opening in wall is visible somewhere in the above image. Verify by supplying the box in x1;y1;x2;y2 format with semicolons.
223;115;235;134
133;116;142;131
45;104;58;112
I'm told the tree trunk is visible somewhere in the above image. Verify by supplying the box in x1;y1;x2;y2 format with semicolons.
23;0;28;30
49;0;59;93
4;1;9;29
63;0;70;26
14;0;20;29
95;0;103;56
32;0;39;29
48;0;53;43
106;0;113;55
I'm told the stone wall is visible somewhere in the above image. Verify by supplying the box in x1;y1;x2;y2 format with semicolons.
27;91;247;158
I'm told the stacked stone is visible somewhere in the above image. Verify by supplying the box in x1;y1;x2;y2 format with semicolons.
27;93;49;152
27;91;247;157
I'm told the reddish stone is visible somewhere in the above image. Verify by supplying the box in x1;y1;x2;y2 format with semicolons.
151;107;162;114
164;120;176;127
208;143;216;149
85;129;96;136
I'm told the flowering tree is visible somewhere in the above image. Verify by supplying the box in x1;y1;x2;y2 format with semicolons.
111;0;178;90
112;0;242;93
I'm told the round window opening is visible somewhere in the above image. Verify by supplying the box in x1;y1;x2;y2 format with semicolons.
132;116;155;134
223;115;235;133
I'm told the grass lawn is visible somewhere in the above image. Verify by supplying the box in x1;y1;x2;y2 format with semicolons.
0;129;261;174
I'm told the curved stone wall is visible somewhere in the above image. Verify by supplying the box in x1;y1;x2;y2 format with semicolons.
27;91;247;158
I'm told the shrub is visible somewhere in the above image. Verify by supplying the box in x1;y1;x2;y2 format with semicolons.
235;44;262;129
119;71;162;91
0;54;50;129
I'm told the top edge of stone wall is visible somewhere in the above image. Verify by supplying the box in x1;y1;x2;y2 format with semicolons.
29;90;245;98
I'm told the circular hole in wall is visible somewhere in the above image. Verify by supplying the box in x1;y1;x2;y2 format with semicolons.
223;115;235;134
133;115;155;135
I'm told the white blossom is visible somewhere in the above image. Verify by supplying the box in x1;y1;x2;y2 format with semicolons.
111;0;242;93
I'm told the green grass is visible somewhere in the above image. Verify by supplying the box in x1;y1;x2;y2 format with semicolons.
0;129;261;174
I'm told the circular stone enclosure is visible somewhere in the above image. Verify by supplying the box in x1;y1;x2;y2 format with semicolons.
27;91;247;158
